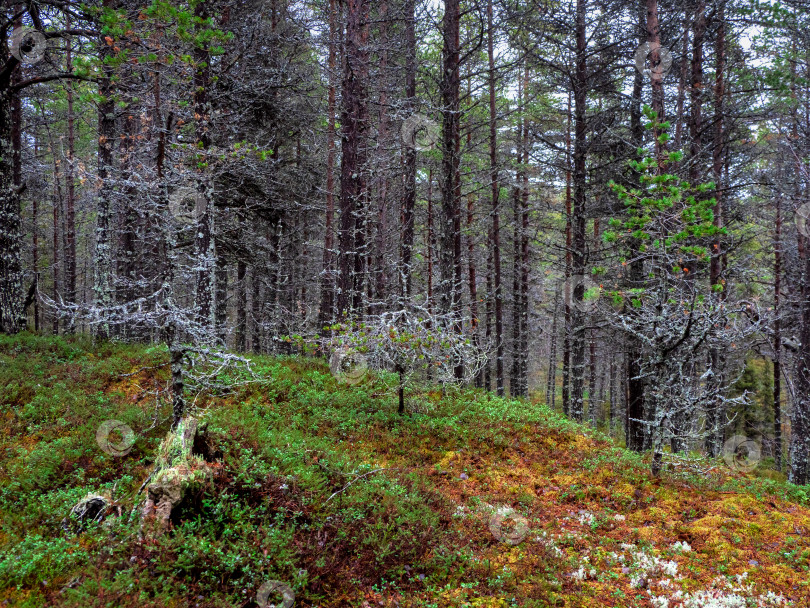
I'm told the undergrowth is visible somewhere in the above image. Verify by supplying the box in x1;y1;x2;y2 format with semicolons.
0;333;807;607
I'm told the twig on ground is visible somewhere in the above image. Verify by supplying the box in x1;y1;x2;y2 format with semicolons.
325;467;396;504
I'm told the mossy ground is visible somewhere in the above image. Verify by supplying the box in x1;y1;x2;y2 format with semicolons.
0;333;808;607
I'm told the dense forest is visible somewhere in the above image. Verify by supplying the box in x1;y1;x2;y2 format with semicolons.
2;0;810;487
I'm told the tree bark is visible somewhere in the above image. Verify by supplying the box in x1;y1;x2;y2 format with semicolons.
337;0;369;317
467;193;482;387
570;0;588;421
792;238;810;485
487;0;504;395
773;193;782;471
400;0;417;300
547;282;559;408
440;0;463;379
625;0;646;451
562;92;573;417
0;70;25;333
52;152;64;334
706;0;726;458
64;17;77;318
193;0;215;329
93;0;119;338
236;259;247;351
319;0;339;327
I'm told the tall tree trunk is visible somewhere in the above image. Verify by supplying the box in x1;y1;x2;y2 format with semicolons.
647;0;665;145
773;193;783;471
52;154;64;334
789;42;809;485
10;25;26;330
319;0;339;327
216;254;228;342
93;4;117;338
510;76;522;397
193;0;215;329
626;0;646;451
485;226;493;390
236;259;247;351
372;0;390;310
427;169;434;313
64;17;77;318
400;0;417;300
706;0;726;457
440;0;463;379
251;268;262;352
337;0;369;317
118;87;139;336
467;193;482;387
153;67;171;293
32;136;40;332
562;92;573;417
673;10;689;151
570;0;588;421
792;238;810;485
487;0;504;395
0;69;25;333
519;63;530;396
688;0;705;183
547;282;560;408
588;219;599;423
511;177;522;396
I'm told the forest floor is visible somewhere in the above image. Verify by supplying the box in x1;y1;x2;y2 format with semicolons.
1;334;809;607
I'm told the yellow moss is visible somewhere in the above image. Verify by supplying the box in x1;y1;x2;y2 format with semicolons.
573;435;594;451
553;474;576;487
645;507;669;523
612;482;635;498
437;450;458;470
464;598;508;608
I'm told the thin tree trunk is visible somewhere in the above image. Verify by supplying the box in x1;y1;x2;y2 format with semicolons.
427;169;434;313
485;223;493;390
400;0;417;299
93;1;118;338
487;0;504;395
236;260;247;351
673;11;689;151
588;219;599;423
52;154;63;334
626;0;646;451
440;0;463;379
193;0;215;329
64;16;77;317
706;0;726;458
547;283;559;408
372;0;390;310
792;235;810;485
688;0;705;183
251;267;262;352
216;254;228;342
519;63;530;396
570;0;588;421
773;193;783;471
467;193;482;387
562;92;573;417
319;0;339;327
32;136;40;332
10;27;26;330
511;174;521;396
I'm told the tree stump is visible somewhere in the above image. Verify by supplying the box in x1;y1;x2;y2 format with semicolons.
139;418;214;540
